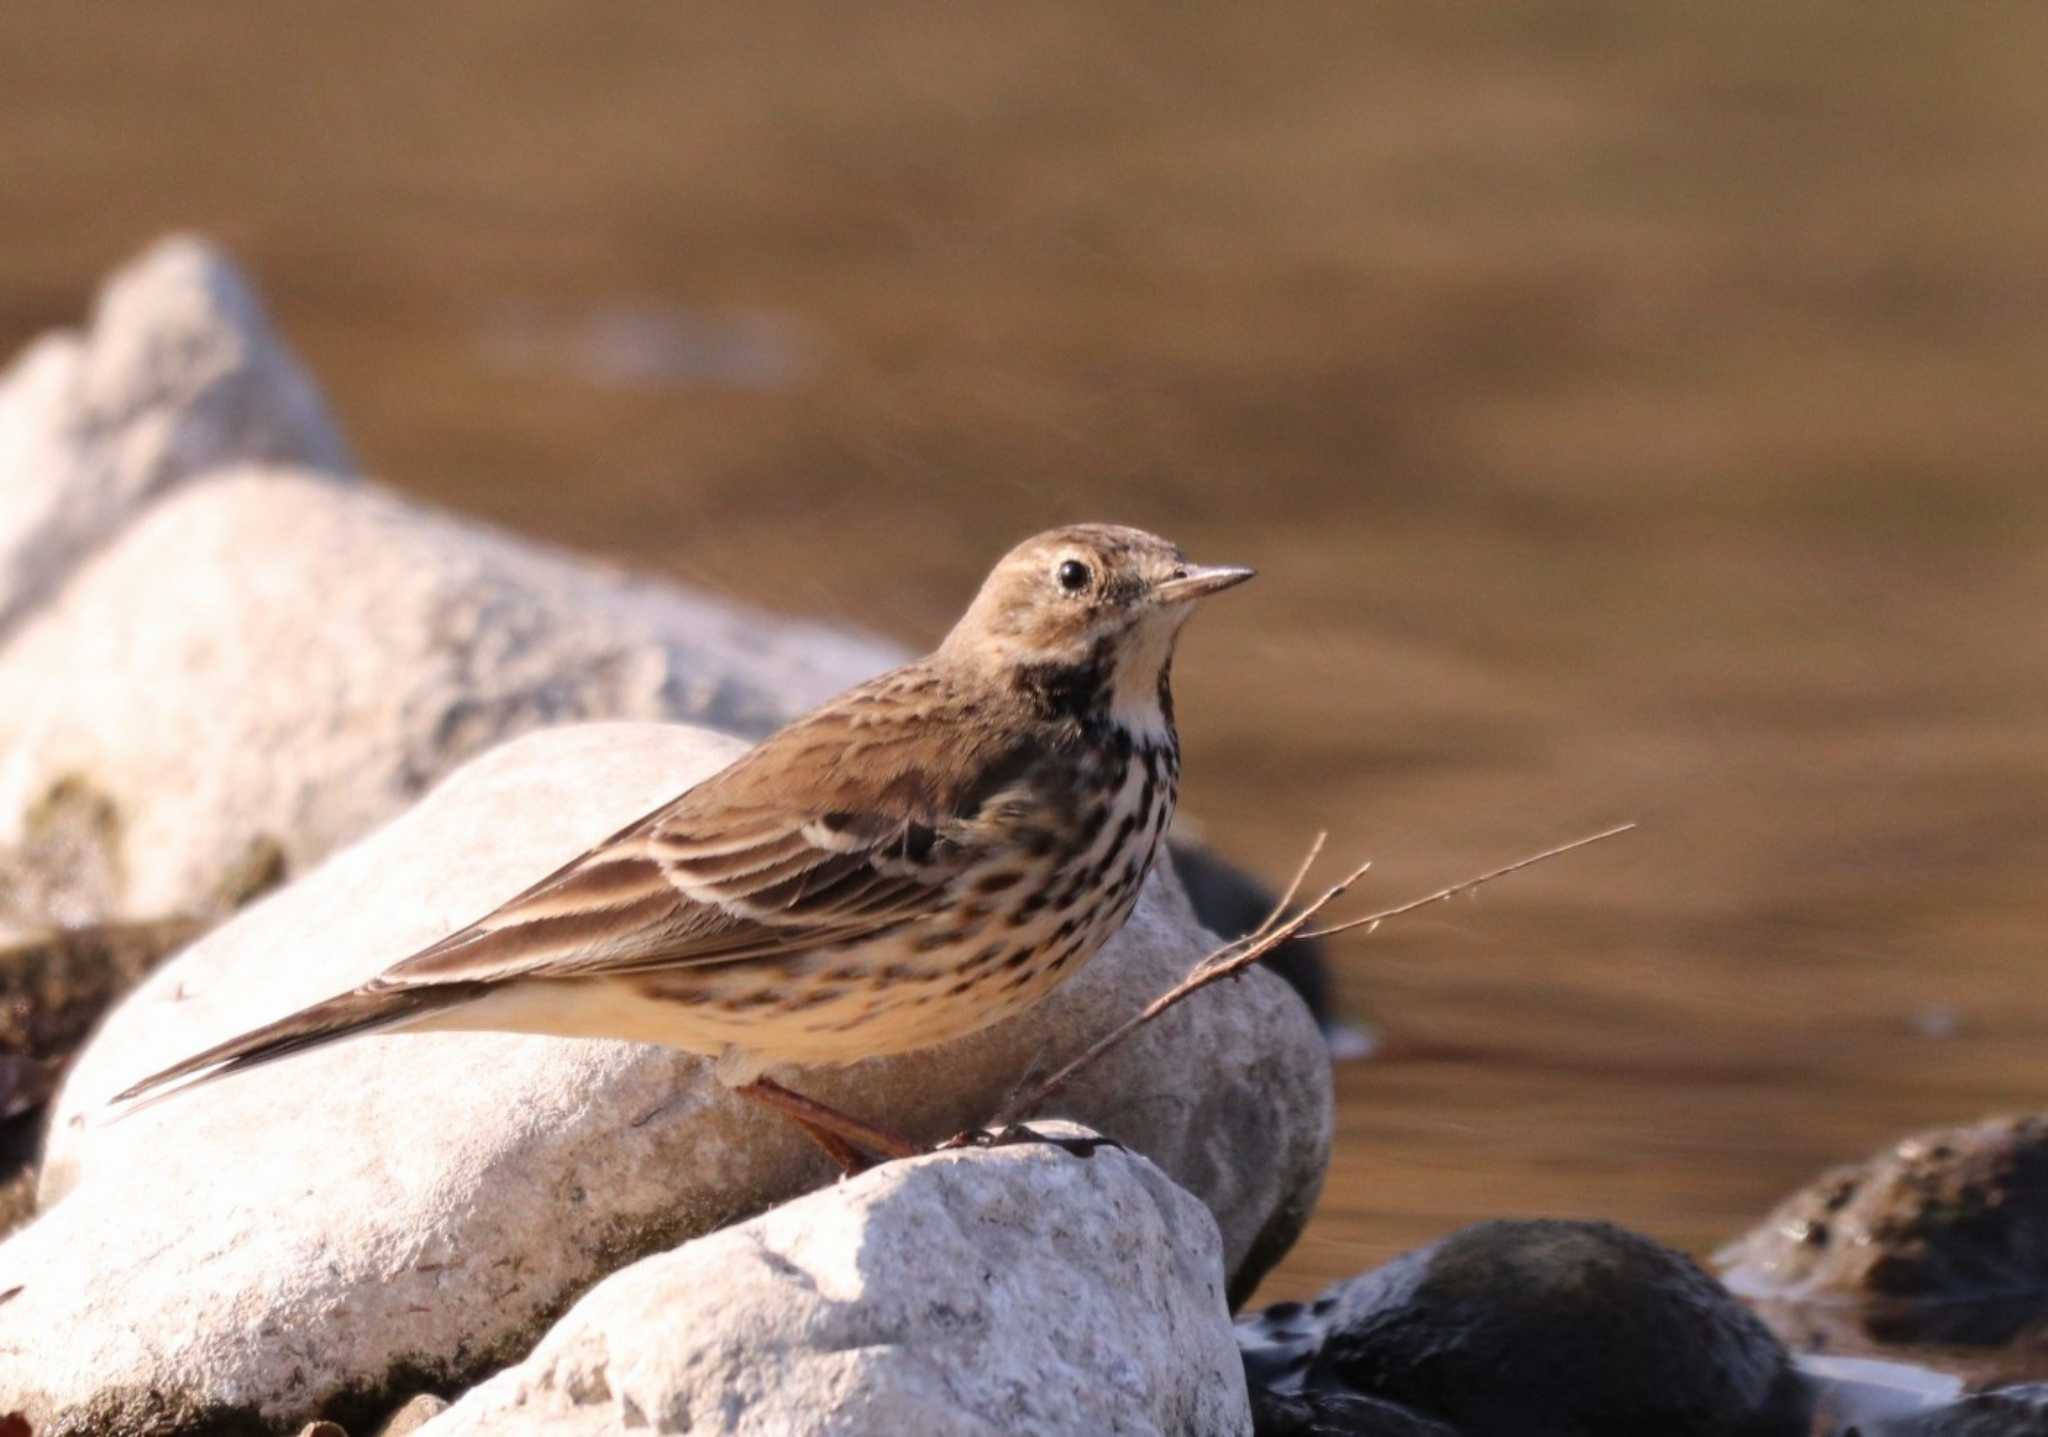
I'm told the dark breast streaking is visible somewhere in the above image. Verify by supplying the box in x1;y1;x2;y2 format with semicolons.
629;702;1180;1068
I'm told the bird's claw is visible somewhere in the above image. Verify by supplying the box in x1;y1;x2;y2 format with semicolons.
931;1123;1124;1159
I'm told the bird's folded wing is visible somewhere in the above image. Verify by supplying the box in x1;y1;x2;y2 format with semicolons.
369;808;964;989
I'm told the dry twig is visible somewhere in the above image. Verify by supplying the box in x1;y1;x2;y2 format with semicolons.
992;821;1636;1127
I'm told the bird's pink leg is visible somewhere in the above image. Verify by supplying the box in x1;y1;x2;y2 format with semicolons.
783;1114;872;1177
736;1076;920;1171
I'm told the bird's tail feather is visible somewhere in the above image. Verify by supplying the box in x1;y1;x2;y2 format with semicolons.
107;983;488;1117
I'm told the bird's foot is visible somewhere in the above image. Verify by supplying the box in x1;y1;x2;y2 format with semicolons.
932;1123;1124;1159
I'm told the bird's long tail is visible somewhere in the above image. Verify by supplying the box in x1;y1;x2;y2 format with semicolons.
108;982;488;1115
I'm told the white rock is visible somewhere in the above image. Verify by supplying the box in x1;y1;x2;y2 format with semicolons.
0;468;905;923
5;721;1328;1434
0;235;351;637
418;1123;1251;1437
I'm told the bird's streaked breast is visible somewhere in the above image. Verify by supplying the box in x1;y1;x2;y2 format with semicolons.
613;724;1180;1069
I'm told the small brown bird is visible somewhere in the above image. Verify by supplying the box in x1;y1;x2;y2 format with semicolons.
114;524;1252;1169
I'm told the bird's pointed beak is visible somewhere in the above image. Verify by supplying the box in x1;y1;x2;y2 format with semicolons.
1153;564;1256;604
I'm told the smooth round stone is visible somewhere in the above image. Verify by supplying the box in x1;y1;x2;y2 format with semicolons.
1240;1218;1811;1437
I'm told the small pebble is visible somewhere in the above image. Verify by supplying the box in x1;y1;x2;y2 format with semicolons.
376;1393;452;1436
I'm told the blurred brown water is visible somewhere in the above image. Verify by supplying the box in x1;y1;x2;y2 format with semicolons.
4;1;2047;1338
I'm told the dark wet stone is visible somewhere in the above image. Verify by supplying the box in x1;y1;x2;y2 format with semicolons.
1855;1383;2048;1436
1719;1115;2048;1346
1251;1387;1462;1437
1241;1219;1811;1437
1239;1295;1333;1398
1169;836;1338;1035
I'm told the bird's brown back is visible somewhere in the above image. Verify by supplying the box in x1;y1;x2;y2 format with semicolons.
369;649;1170;992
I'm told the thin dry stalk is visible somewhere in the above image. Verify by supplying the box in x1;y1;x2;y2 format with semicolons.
994;821;1636;1127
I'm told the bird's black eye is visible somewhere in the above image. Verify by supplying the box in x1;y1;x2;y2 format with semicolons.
1056;559;1092;593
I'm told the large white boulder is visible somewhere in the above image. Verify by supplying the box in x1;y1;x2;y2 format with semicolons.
417;1123;1251;1437
0;235;351;639
2;721;1329;1434
0;469;905;925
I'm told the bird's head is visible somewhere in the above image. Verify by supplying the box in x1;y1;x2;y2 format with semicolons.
943;523;1253;731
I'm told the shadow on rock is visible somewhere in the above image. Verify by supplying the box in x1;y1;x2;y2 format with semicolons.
0;918;205;1234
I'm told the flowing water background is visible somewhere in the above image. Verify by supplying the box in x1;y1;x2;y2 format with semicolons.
4;1;2046;1362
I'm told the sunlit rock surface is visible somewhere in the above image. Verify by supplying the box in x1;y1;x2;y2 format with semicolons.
0;468;906;926
0;235;351;641
418;1124;1249;1437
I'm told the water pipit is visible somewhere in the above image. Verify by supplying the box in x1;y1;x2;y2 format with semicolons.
114;524;1252;1170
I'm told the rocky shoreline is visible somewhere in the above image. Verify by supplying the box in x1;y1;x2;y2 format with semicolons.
0;241;2041;1435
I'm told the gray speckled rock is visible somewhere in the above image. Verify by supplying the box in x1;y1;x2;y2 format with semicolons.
0;234;351;639
5;721;1329;1435
416;1123;1250;1437
0;467;905;925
